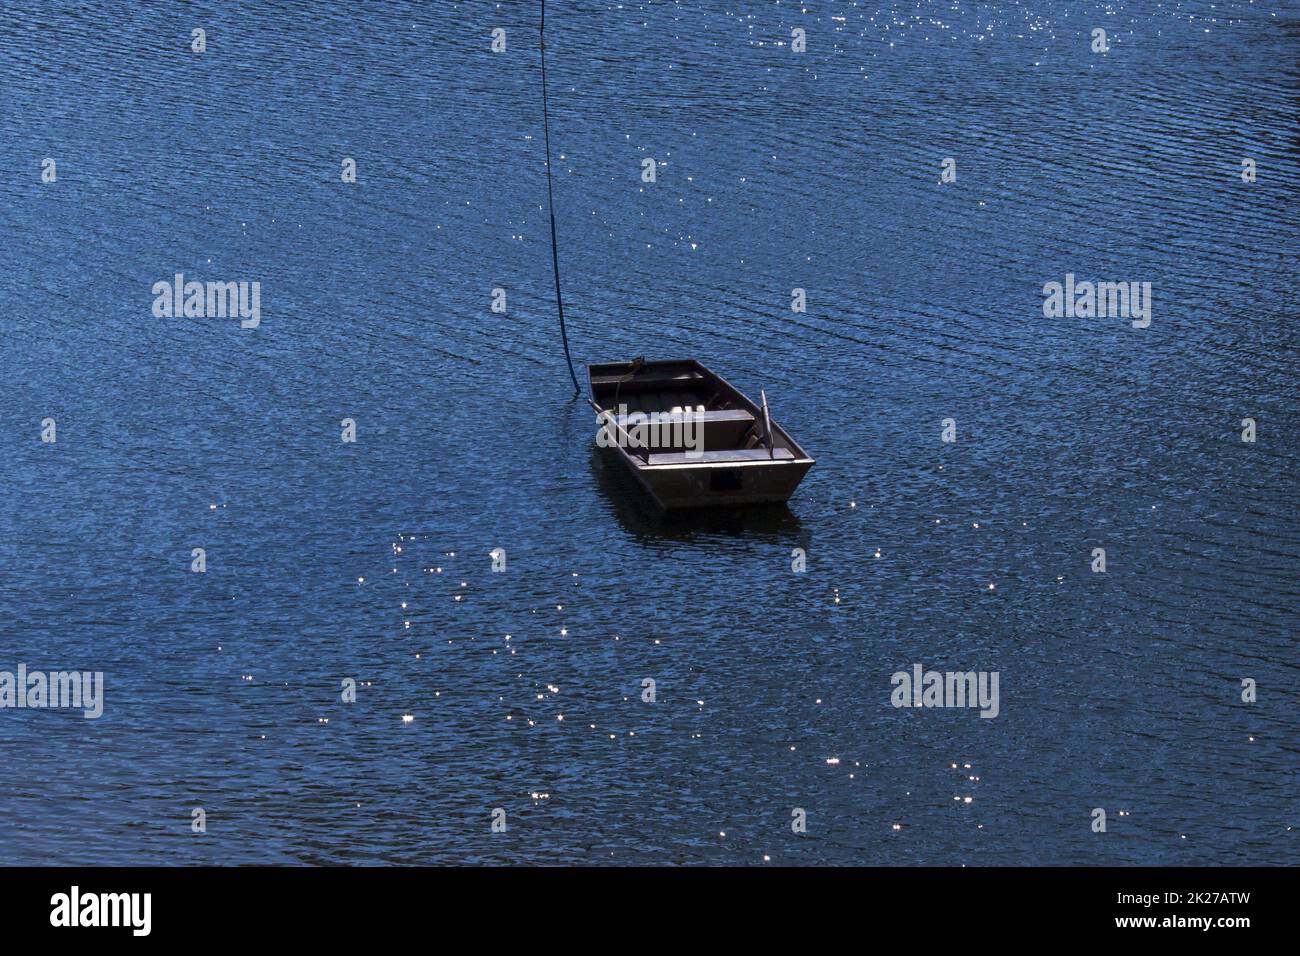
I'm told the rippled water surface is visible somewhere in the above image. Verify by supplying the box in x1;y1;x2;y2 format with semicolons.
1;0;1297;865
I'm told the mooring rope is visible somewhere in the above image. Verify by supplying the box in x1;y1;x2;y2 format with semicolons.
540;0;582;397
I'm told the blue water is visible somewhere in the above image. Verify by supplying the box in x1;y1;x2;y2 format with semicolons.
1;0;1297;865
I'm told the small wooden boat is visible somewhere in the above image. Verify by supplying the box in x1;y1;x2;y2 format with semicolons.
587;359;814;509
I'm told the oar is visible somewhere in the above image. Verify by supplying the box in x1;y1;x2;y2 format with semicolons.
586;399;649;462
761;389;774;459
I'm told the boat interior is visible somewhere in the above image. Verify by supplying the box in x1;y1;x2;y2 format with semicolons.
589;360;799;464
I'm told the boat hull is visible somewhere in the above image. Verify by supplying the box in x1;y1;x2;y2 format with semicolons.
615;449;814;510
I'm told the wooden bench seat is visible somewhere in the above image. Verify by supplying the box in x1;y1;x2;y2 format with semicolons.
609;409;756;452
613;409;753;428
646;448;796;466
590;370;703;388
